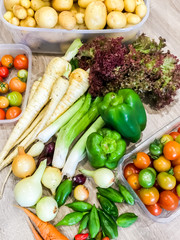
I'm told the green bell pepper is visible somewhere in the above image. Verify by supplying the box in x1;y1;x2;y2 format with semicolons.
86;128;126;169
98;89;147;143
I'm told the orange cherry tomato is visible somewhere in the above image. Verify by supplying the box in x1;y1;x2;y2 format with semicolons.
9;77;26;93
133;152;151;169
14;54;28;70
0;96;9;108
169;132;180;140
6;106;21;119
173;165;180;181
172;156;180;166
158;190;179;211
0;108;6;120
127;173;141;190
124;163;140;179
0;82;9;93
139;187;159;205
146;203;162;216
163;141;180;160
1;55;14;68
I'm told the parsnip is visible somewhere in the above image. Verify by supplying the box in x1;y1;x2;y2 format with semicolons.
0;58;69;164
28;77;42;104
47;68;90;125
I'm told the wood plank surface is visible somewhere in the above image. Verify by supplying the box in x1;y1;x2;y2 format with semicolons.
0;1;180;239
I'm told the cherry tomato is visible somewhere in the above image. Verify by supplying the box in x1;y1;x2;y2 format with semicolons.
0;61;2;67
153;156;171;172
7;91;22;106
0;108;6;120
6;106;21;119
159;190;179;211
102;238;110;240
173;165;180;181
176;184;180;197
169;132;180;140
0;82;9;94
127;173;141;190
175;135;180;144
178;127;180;134
157;172;176;190
0;96;9;108
172;156;180;166
124;163;140;179
171;187;180;200
14;54;28;70
0;66;9;78
139;168;156;188
1;55;14;68
139;187;159;205
146;203;162;216
0;76;3;82
9;77;26;93
163;141;180;160
133;152;151;169
160;134;174;145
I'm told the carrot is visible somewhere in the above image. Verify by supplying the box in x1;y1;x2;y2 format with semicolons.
47;68;90;125
0;58;69;164
27;219;43;240
17;206;69;240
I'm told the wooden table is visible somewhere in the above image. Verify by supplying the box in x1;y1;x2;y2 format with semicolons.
0;1;180;239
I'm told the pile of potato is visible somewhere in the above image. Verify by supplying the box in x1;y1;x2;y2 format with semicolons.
3;0;147;30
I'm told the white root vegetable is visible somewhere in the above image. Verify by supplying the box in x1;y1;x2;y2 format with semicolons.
0;57;69;165
28;77;42;104
27;141;45;157
47;68;90;125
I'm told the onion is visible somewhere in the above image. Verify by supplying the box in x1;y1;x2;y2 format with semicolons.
27;141;45;157
80;168;115;188
74;185;89;201
14;159;47;207
36;196;58;222
41;167;62;195
12;146;36;178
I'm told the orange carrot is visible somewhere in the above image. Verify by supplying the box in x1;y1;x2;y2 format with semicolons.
16;206;69;240
27;219;43;240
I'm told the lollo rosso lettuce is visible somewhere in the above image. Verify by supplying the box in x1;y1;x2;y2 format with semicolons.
76;34;180;109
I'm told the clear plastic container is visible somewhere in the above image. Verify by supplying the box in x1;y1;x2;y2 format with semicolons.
0;44;32;124
117;116;180;223
0;0;150;54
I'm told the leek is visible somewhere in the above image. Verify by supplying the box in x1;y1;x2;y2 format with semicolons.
37;95;85;143
52;93;93;168
62;117;105;177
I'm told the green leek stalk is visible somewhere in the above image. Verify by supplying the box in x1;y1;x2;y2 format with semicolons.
52;96;102;169
37;95;85;143
62;117;105;177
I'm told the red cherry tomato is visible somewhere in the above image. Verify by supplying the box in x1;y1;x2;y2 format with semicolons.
14;54;28;70
169;132;180;140
0;76;3;82
0;108;6;120
0;66;9;78
178;127;180;134
0;61;2;67
124;163;140;179
146;203;162;216
158;190;179;211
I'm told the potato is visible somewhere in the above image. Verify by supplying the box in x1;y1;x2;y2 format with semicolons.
35;7;58;28
31;0;50;11
105;0;124;12
20;16;36;27
135;4;147;18
4;0;20;11
136;0;145;6
85;1;107;30
27;8;34;17
75;12;85;24
59;11;76;30
52;0;73;11
78;0;96;8
127;13;141;24
107;11;126;29
3;11;14;22
124;0;136;13
11;17;20;26
20;0;31;9
13;5;27;19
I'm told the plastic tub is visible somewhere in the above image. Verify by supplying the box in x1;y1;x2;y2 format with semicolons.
117;116;180;223
0;0;150;54
0;44;32;124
